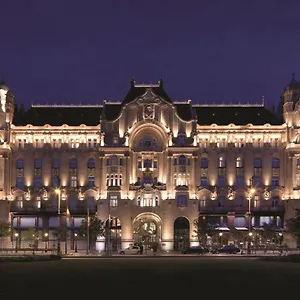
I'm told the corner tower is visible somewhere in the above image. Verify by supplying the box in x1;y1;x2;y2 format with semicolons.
0;81;14;221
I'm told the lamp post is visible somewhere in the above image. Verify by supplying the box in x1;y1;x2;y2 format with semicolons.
219;232;223;246
14;232;19;252
64;201;70;255
55;189;61;255
74;232;78;253
44;232;49;252
247;187;255;254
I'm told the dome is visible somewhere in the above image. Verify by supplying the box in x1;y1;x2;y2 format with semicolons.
287;73;300;90
0;80;9;91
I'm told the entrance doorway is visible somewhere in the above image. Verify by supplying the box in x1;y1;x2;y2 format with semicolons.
173;217;190;251
133;213;161;251
105;217;121;252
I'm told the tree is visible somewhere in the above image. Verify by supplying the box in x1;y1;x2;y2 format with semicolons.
0;220;10;248
286;208;300;247
194;217;217;246
23;228;39;254
229;228;247;245
79;215;105;249
258;223;277;247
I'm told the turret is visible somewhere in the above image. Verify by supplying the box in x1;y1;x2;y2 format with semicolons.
281;73;300;126
0;80;14;143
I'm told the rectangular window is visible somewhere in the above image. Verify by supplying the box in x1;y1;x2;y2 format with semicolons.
199;200;206;207
235;175;244;188
110;196;118;207
16;176;24;188
36;197;41;209
272;176;279;187
217;176;225;187
137;160;142;169
200;176;208;187
252;176;260;186
234;217;246;227
176;194;188;207
70;176;77;188
17;196;23;208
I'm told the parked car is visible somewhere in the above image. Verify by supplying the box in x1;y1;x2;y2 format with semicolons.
119;245;141;255
182;246;210;254
213;245;240;254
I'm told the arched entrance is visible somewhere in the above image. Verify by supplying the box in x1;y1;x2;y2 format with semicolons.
105;217;121;252
174;217;190;251
133;213;161;250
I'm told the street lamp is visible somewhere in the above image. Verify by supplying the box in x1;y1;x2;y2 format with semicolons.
219;232;223;246
247;187;255;254
14;232;19;252
55;189;61;255
74;233;78;253
44;232;49;252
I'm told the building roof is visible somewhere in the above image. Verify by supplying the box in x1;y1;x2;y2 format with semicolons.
12;103;283;126
11;80;283;126
13;105;103;126
194;104;283;125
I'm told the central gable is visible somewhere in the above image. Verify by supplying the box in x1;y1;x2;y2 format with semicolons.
122;79;172;107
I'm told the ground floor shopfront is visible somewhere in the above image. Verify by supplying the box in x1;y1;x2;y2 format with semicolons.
97;212;195;252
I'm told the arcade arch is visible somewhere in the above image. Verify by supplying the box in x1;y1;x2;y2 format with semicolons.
132;212;162;250
173;217;190;251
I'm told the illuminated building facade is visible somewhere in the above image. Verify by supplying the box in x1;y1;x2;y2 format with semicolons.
0;76;300;251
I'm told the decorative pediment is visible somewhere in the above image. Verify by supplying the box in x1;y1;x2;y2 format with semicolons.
137;88;162;105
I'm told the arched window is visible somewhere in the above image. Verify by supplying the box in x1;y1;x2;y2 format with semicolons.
236;157;243;168
109;155;118;166
218;156;226;168
34;158;42;188
69;158;77;169
87;158;95;187
179;155;186;165
16;158;24;169
87;158;95;169
52;158;60;188
272;157;280;168
200;157;208;168
69;158;78;188
254;157;262;168
16;158;24;188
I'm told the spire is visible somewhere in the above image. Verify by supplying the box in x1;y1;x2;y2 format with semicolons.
0;75;9;91
130;78;135;88
159;77;163;87
290;72;297;85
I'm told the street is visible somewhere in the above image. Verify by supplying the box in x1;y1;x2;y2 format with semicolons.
0;257;299;296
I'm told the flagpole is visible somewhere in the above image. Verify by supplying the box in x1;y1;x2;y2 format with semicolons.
86;206;90;255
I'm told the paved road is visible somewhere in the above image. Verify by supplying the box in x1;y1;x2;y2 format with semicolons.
0;257;299;296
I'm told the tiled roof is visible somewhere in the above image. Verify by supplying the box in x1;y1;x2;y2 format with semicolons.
12;104;283;126
13;105;103;126
194;105;283;126
175;103;194;121
102;103;122;121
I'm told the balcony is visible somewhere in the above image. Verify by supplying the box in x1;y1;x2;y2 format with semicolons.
251;205;284;212
10;204;96;215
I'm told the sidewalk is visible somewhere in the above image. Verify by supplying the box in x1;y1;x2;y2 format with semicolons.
62;250;289;258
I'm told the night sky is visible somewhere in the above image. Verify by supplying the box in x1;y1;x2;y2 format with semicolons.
1;0;300;109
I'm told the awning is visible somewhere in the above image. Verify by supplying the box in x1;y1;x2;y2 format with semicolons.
234;227;248;230
217;227;230;231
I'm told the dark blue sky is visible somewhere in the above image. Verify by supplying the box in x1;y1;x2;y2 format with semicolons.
1;0;300;108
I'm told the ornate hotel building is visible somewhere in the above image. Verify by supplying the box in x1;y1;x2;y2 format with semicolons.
0;77;300;251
